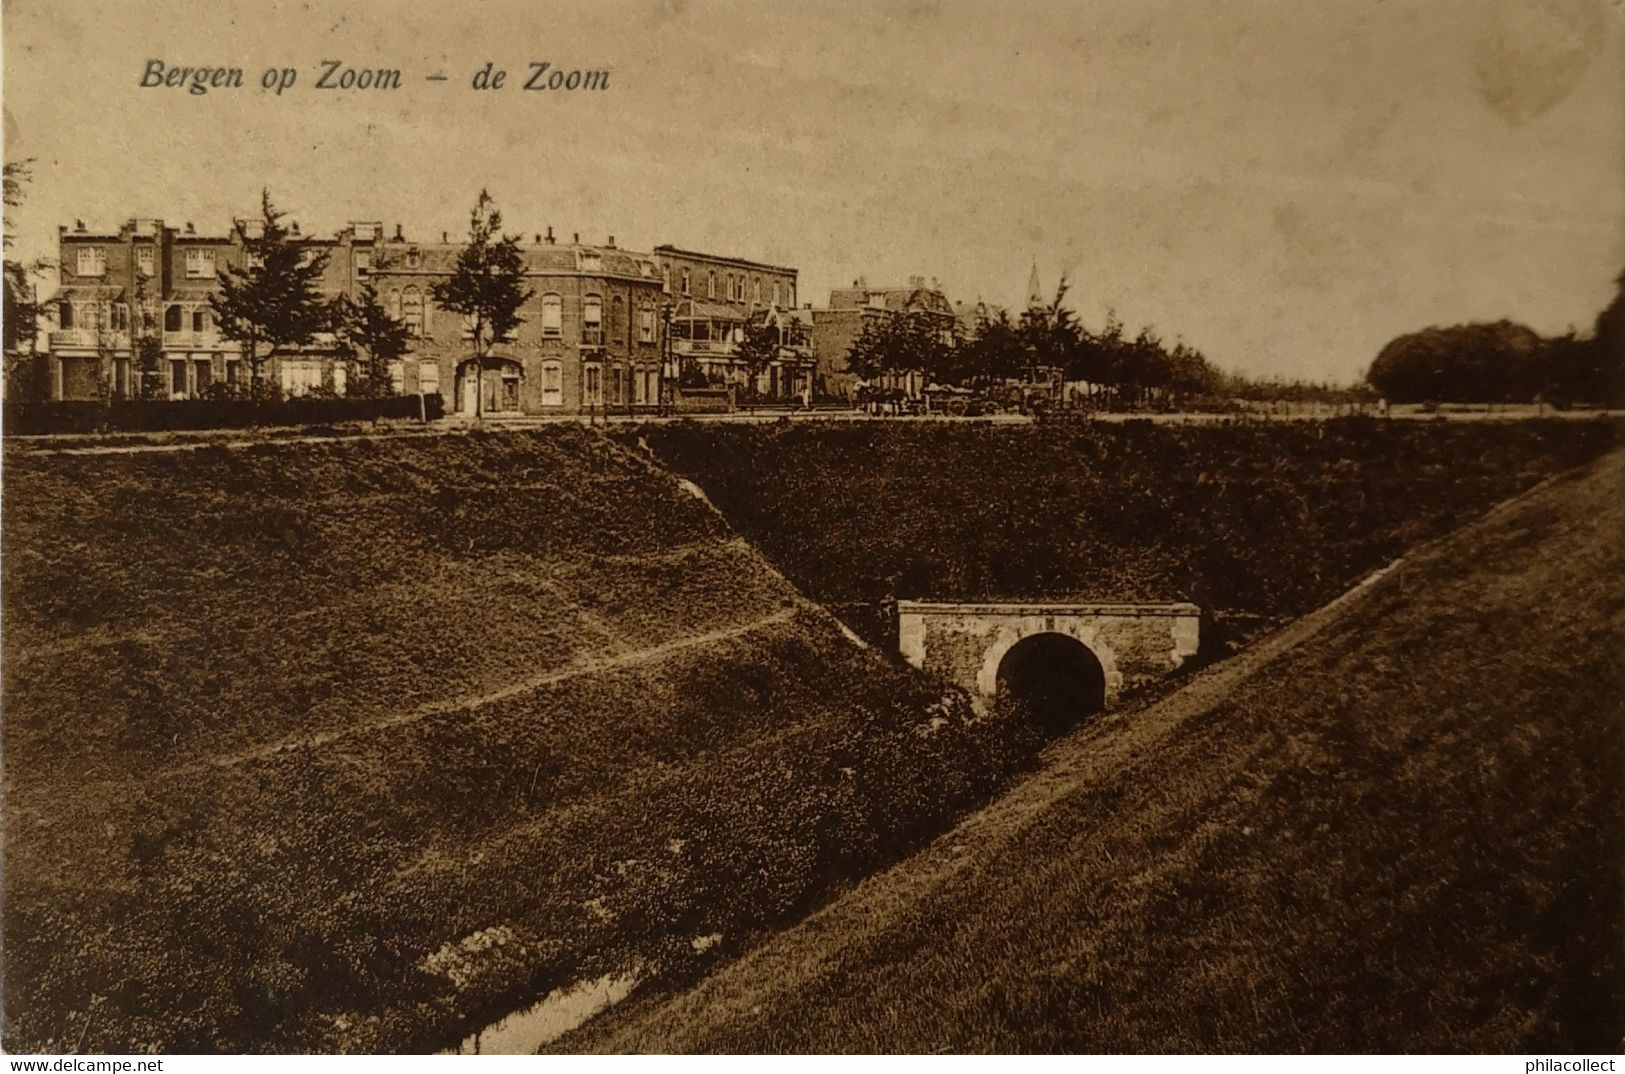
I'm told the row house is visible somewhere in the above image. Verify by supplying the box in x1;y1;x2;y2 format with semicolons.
44;217;667;415
50;217;247;401
347;224;666;415
807;275;959;400
652;245;813;401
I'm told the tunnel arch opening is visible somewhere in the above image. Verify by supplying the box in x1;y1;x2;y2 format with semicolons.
994;632;1106;730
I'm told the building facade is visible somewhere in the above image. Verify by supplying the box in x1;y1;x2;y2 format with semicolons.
652;245;813;401
43;217;670;416
807;275;958;400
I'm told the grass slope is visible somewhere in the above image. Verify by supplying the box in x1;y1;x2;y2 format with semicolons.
633;418;1621;647
566;448;1625;1053
1;428;1035;1053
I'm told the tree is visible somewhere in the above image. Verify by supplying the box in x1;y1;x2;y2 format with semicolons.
210;189;335;395
1366;320;1544;404
846;310;953;383
335;282;410;398
4;159;51;400
431;190;532;418
736;318;781;402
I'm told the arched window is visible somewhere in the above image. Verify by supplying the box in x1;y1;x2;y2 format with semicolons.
164;304;182;332
680;268;690;294
401;286;424;337
583;293;603;344
540;292;562;337
707;271;716;299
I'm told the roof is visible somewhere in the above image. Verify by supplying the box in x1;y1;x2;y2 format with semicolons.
826;286;955;316
674;298;747;321
371;241;660;283
48;285;126;302
653;245;798;276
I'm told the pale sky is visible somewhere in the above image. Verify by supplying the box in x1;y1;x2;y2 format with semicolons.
4;0;1621;382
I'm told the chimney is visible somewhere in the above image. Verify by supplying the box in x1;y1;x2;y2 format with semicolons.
442;231;448;243
572;232;580;245
185;221;196;234
607;235;616;248
290;221;300;236
534;234;542;245
74;219;86;232
545;225;555;244
394;223;404;241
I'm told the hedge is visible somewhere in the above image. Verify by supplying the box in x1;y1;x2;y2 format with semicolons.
2;393;444;436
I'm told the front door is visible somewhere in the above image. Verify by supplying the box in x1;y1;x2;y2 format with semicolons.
459;368;478;415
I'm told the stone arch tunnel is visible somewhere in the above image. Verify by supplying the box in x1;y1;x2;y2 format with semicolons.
896;600;1202;716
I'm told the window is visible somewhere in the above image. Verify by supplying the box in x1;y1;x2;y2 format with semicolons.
737;276;746;302
225;359;242;386
192;309;209;333
680;268;690;295
401;286;424;337
583;363;602;406
355;250;371;276
406;248;421;268
388;360;405;395
787;283;795;308
110;304;129;332
280;358;326;396
60;356;100;400
75;248;106;277
643;369;659;406
142;308;156;333
137;247;156;277
389;288;402;319
773;281;781;307
114;359;131;399
164;305;182;332
580;251;602;272
540;360;563;406
418;360;440;395
58;301;74;329
707;271;716;299
540;292;562;337
754;278;763;305
193;359;213;393
612;295;625;343
582;294;603;345
184;248;215;278
639;305;655;343
170;358;189;398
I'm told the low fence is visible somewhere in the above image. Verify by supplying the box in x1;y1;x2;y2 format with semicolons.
672;386;735;414
2;394;446;436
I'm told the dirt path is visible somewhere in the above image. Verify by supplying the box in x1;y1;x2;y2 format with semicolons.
165;606;798;778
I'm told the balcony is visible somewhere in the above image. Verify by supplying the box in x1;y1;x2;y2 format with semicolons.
673;339;738;357
49;328;129;350
163;330;238;351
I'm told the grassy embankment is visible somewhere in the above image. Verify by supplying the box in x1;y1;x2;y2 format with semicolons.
567;446;1625;1053
633;418;1620;649
1;427;1034;1053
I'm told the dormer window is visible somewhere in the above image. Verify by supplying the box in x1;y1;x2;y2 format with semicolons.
406;247;421;269
580;251;602;273
76;248;107;277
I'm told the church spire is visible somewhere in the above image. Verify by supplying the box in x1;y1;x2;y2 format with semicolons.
1026;260;1044;308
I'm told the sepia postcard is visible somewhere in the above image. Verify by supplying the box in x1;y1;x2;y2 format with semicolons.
1;0;1621;1061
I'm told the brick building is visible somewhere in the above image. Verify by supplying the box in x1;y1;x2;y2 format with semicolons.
807;275;958;400
652;245;813;401
43;217;668;415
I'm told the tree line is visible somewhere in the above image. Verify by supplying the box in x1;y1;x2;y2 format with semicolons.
1364;278;1625;407
847;279;1230;407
